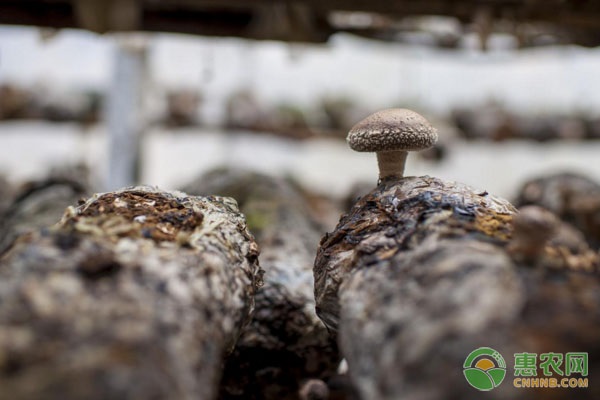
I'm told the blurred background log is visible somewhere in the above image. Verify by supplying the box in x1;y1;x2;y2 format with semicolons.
0;164;91;255
0;186;261;400
182;168;340;400
515;172;600;250
315;176;599;399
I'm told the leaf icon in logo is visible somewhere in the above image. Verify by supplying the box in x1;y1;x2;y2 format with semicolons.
464;368;495;391
488;368;507;387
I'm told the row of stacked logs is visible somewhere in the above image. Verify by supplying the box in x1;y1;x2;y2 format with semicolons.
0;109;599;399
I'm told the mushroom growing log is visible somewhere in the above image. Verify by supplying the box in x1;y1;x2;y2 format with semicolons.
315;177;600;400
315;108;600;399
315;176;517;332
0;186;261;400
515;172;600;250
340;239;600;400
182;168;340;400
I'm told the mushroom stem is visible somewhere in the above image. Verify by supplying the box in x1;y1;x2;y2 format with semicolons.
376;151;408;179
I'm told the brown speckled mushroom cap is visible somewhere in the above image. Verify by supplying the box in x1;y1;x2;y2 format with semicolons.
347;108;438;152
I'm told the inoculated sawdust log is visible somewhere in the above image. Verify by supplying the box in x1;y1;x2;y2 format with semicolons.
0;186;261;400
183;168;340;400
315;176;516;333
515;172;600;249
315;176;600;400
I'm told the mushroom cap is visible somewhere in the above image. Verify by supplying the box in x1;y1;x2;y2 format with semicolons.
513;205;559;236
347;108;438;152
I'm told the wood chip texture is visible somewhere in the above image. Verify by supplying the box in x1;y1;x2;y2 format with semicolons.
0;186;261;400
315;175;516;333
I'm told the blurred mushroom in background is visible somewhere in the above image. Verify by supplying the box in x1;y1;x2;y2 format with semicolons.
515;172;600;249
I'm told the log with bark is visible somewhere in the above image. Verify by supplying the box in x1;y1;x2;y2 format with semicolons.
182;168;340;400
515;172;600;249
315;176;600;400
0;186;261;400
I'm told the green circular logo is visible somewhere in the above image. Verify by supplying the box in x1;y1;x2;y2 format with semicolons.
463;347;507;391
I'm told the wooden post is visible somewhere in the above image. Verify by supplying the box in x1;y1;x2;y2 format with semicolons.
106;36;146;190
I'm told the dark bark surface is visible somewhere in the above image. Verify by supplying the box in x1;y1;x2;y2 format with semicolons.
315;175;516;333
315;176;600;400
340;239;600;400
183;168;340;400
0;186;261;400
515;172;600;249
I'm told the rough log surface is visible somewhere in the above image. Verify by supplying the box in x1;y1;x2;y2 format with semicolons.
515;172;600;249
341;239;600;400
315;176;600;400
183;168;339;400
0;186;261;400
315;175;516;333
